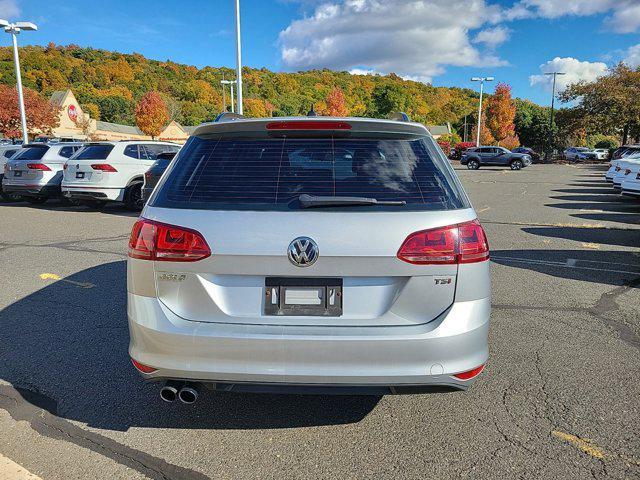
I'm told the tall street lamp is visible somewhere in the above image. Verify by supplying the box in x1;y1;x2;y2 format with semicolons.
545;71;565;160
221;80;237;113
234;0;243;115
471;76;494;147
1;19;38;144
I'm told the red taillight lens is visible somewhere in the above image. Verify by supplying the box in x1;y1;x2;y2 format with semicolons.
397;219;489;265
453;364;485;380
128;218;211;262
144;170;152;178
27;163;51;171
91;163;117;172
266;121;351;130
131;358;157;374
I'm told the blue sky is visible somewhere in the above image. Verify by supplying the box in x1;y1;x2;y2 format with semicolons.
1;0;639;105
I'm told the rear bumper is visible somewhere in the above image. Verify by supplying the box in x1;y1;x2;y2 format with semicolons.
62;185;125;202
128;293;491;390
1;182;60;197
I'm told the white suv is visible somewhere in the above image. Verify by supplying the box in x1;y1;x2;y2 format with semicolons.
62;141;180;210
2;143;84;204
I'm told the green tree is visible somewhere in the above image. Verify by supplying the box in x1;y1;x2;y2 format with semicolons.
371;83;410;117
514;99;553;152
95;95;133;124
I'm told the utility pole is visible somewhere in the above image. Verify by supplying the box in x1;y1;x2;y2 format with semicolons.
1;19;38;144
463;115;468;143
221;74;226;112
545;71;565;161
234;0;243;115
471;76;494;147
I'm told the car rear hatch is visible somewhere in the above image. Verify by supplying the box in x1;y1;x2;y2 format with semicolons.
5;145;54;184
63;144;115;185
136;119;483;327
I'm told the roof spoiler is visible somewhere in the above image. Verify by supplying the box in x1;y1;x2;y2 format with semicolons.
387;112;411;122
214;112;246;123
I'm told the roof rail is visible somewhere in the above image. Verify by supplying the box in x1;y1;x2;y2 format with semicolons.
388;112;411;122
214;112;246;123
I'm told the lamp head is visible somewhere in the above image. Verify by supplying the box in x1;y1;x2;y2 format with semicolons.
0;19;9;28
15;22;37;31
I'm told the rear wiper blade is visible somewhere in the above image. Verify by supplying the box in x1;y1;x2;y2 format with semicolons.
298;194;406;208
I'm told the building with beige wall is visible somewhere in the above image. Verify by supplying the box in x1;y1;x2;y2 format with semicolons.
48;90;194;144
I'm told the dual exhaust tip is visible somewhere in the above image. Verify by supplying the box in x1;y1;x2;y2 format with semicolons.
160;381;199;404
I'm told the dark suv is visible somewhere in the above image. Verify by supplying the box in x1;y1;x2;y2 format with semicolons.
461;146;531;170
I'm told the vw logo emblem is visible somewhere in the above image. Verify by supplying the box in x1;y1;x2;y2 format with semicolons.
287;237;319;267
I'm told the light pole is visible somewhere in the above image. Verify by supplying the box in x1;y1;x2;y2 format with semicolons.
471;76;494;147
1;19;38;144
221;80;237;113
545;72;565;160
234;0;243;115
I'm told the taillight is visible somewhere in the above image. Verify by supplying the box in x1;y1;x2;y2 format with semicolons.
63;163;68;170
91;163;117;172
397;219;489;265
128;218;211;262
453;364;485;380
144;170;152;178
27;163;51;171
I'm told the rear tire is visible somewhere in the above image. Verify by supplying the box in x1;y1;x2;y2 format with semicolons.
510;160;523;170
124;183;144;211
467;159;480;170
25;197;48;205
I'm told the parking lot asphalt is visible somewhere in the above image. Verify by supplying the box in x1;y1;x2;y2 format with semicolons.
0;163;638;480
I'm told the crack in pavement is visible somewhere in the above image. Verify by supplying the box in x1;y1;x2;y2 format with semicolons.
0;386;210;480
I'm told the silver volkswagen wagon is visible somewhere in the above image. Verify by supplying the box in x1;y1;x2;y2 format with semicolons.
127;114;491;403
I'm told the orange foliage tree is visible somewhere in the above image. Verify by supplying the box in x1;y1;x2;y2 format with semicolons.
0;84;60;139
471;119;496;146
135;91;169;139
322;87;349;117
485;83;516;145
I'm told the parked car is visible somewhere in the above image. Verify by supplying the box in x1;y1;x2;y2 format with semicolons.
0;144;22;201
612;159;640;191
512;146;541;163
2;143;84;204
612;145;640;160
62;141;180;210
141;151;178;203
621;168;640;199
127;115;491;402
593;148;610;161
461;146;531;170
563;147;591;162
606;153;640;182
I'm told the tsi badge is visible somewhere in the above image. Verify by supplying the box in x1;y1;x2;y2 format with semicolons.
435;277;453;285
158;273;187;282
288;237;319;267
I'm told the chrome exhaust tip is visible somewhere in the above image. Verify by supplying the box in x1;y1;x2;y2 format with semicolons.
159;381;181;403
178;383;199;404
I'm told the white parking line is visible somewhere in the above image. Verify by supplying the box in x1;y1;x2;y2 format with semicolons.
492;256;640;276
0;453;41;480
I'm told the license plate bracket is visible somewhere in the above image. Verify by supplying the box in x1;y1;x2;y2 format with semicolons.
264;277;343;316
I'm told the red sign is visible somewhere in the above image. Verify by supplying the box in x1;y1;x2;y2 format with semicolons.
68;105;78;123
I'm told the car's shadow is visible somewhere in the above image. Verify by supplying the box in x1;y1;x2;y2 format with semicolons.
0;199;140;217
0;261;380;432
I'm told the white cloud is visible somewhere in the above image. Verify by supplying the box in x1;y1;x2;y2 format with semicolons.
530;57;608;92
279;0;506;84
506;0;640;33
623;44;640;68
473;26;511;49
0;0;19;18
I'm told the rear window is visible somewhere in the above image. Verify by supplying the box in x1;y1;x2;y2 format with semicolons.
75;145;114;160
3;149;18;158
14;147;48;160
153;135;468;211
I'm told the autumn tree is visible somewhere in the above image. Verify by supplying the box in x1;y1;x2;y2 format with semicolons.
322;87;349;117
135;91;169;139
0;84;60;139
471;117;496;146
485;83;516;145
244;98;269;118
560;63;640;144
